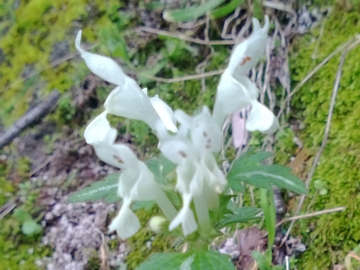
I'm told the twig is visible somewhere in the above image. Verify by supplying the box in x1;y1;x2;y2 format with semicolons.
136;26;235;45
281;47;350;246
0;90;61;148
276;207;346;227
262;0;295;14
0;199;17;220
139;69;224;83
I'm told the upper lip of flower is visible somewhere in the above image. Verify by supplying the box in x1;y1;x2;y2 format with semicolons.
212;15;279;134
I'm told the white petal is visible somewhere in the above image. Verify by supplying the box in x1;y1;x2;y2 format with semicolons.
118;162;159;201
191;106;222;153
201;154;227;193
246;101;279;134
84;111;117;145
213;71;253;127
108;198;140;239
150;95;178;132
75;31;126;86
169;193;197;236
104;79;160;130
159;139;195;164
227;16;269;76
93;143;138;170
176;160;204;196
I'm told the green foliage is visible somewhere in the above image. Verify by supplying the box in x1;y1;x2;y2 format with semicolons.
126;207;175;270
211;0;245;19
259;188;276;249
274;128;297;164
252;250;283;270
287;7;360;268
67;154;177;205
0;0;129;127
136;250;234;270
227;150;306;194
218;206;261;227
13;208;42;236
67;172;119;203
163;0;226;22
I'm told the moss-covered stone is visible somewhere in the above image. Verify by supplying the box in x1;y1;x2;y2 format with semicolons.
288;6;360;269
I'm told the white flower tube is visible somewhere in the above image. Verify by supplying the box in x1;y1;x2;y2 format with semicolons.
108;198;140;239
169;193;197;236
75;31;126;86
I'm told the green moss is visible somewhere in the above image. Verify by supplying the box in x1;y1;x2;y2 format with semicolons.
0;0;129;127
288;7;360;269
125;207;176;270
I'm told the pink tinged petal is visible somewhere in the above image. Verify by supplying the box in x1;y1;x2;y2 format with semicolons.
93;143;138;170
84;111;117;145
213;71;253;127
169;193;197;236
231;108;250;148
104;80;160;130
149;94;178;132
75;31;126;86
246;101;279;134
227;16;269;76
108;198;140;240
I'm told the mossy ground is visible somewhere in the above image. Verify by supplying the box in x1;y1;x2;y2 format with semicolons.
286;5;360;269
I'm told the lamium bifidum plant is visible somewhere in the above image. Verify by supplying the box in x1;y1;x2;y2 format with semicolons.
68;16;306;269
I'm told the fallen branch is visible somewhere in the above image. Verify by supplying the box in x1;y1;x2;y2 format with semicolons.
0;90;61;149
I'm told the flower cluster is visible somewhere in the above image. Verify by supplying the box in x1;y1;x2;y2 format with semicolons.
76;16;278;239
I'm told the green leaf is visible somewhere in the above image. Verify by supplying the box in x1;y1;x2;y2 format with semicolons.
67;155;176;204
163;0;226;22
211;0;244;19
251;251;272;270
132;201;156;211
147;155;176;187
227;150;306;194
219;207;261;226
13;208;32;223
260;189;276;248
136;251;234;270
67;172;120;203
22;220;42;236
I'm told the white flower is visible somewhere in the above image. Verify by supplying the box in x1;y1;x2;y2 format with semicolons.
212;16;279;134
84;113;177;239
76;31;178;132
158;107;226;234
